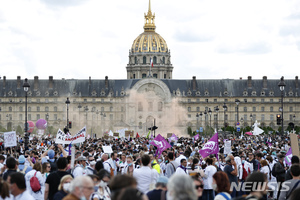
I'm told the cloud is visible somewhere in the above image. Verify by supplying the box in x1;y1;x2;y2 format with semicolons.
279;25;300;37
217;42;272;55
40;0;87;7
174;30;214;43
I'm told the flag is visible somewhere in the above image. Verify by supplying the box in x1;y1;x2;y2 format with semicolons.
68;141;73;156
168;133;178;143
194;134;199;141
150;134;171;157
266;141;272;147
146;130;151;139
284;148;293;166
136;133;140;138
199;132;219;158
150;57;153;67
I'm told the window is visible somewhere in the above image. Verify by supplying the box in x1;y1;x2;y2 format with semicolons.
93;99;96;103
214;114;217;121
205;99;208;103
101;107;104;112
261;107;265;112
153;56;157;64
143;56;146;64
261;114;265;121
84;99;87;103
110;114;113;120
188;99;191;103
28;114;31;120
110;107;113;112
54;114;57;120
244;114;247;121
290;107;293;112
54;106;57;112
121;114;124;121
289;99;293;103
214;99;217;103
197;99;200;102
19;114;22;121
270;107;273;112
45;107;49;112
121;106;124;112
133;74;135;79
9;107;12;112
37;107;40;112
244;99;247;103
19;106;23;112
135;56;137;64
142;74;147;78
270;114;274;121
197;107;200;112
158;102;163;111
225;114;228;121
253;107;256;112
153;74;157;78
261;99;264;103
138;102;143;111
162;57;165;64
139;122;142;129
290;115;294;121
148;102;153;111
188;107;191;112
188;114;191;118
37;114;40;120
270;99;273;103
252;99;256;102
244;107;247;112
164;74;166;79
37;99;40;103
28;107;31;112
45;99;49;103
253;114;256;121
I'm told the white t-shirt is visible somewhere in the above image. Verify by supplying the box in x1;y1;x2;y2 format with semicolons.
260;165;270;180
203;165;217;190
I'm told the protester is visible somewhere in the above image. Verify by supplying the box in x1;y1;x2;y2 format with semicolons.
7;172;35;200
72;156;87;177
165;152;179;178
62;176;94;200
273;154;288;199
192;176;204;200
278;164;300;200
202;157;217;200
167;174;197;200
2;157;17;181
25;162;45;199
53;175;73;200
123;156;135;176
175;159;188;174
90;169;111;200
41;162;51;183
223;155;238;198
0;177;12;200
146;176;168;200
212;171;231;200
17;155;32;174
285;156;300;181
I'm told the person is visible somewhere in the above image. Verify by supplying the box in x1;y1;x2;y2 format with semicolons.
113;188;145;200
212;171;231;200
95;161;104;174
118;154;127;174
73;156;87;177
18;155;33;174
189;158;201;176
192;176;204;200
86;161;97;175
202;157;217;200
41;162;51;183
133;154;159;194
273;154;288;199
247;152;258;172
90;169;111;200
62;176;94;200
234;172;268;200
109;174;137;200
167;174;197;200
165;152;179;178
45;157;72;200
0;177;12;200
146;176;168;200
44;149;57;173
223;155;237;198
25;162;45;200
285;156;299;181
175;151;187;166
278;164;300;200
175;159;188;174
123;156;135;176
2;157;17;181
53;175;73;200
290;187;300;200
7;172;35;200
102;154;114;177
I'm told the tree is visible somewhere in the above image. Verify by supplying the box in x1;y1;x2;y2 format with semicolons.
16;125;23;135
187;126;193;136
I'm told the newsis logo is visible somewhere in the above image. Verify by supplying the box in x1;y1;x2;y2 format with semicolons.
230;182;292;192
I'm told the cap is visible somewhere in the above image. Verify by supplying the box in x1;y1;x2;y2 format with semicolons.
157;176;168;184
48;150;55;159
19;155;25;164
77;156;87;161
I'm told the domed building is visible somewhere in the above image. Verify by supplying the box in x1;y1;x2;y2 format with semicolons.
126;0;173;79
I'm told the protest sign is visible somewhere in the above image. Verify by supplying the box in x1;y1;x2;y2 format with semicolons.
55;127;86;144
4;131;17;147
224;140;231;155
102;146;113;154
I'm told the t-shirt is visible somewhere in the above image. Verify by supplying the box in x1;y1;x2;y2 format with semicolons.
45;171;72;200
224;164;238;184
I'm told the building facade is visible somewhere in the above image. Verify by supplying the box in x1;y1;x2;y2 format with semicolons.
0;1;299;137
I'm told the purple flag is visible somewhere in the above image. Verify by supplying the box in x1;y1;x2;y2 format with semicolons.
194;134;199;140
150;134;171;154
199;133;219;158
266;142;272;147
284;148;293;166
168;133;178;143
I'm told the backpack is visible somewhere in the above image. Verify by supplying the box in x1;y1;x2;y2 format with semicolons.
30;171;41;192
271;163;277;177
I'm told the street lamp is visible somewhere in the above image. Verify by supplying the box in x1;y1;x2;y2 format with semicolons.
208;108;212;128
196;113;199;130
23;78;30;150
215;106;219;132
65;97;70;128
278;76;286;135
250;114;253;129
84;106;89;127
223;103;227;128
204;110;207;126
78;104;82;128
46;113;49;135
235;99;240;137
200;112;203;127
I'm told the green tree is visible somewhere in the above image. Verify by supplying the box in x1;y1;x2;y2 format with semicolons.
187;126;193;136
16;125;23;134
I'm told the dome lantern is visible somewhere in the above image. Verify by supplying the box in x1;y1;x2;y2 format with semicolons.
144;0;156;32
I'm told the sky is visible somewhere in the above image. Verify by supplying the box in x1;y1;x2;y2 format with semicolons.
0;0;300;81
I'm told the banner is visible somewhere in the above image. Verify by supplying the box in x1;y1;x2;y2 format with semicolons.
4;131;17;147
199;132;219;158
55;126;86;144
224;140;231;155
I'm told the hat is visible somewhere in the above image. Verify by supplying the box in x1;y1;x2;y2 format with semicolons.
77;156;86;161
48;150;55;159
156;176;168;184
19;155;25;164
90;161;96;166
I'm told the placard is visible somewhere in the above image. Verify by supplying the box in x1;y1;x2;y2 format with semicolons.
113;133;119;137
102;146;113;154
125;131;134;137
224;140;232;155
55;127;86;144
290;133;300;157
4;131;17;147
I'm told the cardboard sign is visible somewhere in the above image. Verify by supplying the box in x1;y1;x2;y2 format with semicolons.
224;140;232;155
102;146;113;154
4;131;17;147
125;131;134;137
290;133;300;157
103;135;109;140
113;133;119;137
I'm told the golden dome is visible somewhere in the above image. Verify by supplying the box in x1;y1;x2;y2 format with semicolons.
131;0;168;53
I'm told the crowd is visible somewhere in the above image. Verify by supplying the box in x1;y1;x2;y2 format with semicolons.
0;133;299;200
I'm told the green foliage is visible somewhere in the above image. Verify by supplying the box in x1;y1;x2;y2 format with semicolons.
16;125;23;134
0;125;7;132
187;126;193;136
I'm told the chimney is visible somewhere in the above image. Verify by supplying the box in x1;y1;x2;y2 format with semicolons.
296;76;299;89
192;76;197;91
263;76;267;88
89;76;91;85
105;76;108;89
17;76;21;89
247;76;252;88
49;76;53;89
3;76;6;88
34;76;39;91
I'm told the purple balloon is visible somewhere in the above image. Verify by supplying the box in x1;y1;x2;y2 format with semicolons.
36;119;47;130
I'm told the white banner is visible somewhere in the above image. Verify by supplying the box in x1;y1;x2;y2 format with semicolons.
4;131;17;147
224;140;231;155
55;126;86;144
